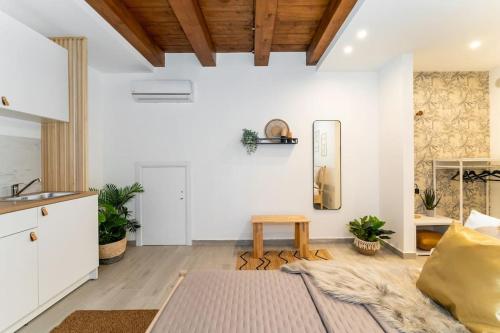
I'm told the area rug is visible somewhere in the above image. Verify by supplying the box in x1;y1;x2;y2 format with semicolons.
51;310;158;333
236;249;332;270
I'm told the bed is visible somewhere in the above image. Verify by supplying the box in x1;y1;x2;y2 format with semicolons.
146;270;398;333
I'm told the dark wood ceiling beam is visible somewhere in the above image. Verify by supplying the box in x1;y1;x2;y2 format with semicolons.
168;0;216;66
254;0;278;66
85;0;164;67
306;0;358;66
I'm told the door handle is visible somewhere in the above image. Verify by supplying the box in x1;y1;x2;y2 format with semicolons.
41;207;48;216
1;96;9;106
30;232;38;242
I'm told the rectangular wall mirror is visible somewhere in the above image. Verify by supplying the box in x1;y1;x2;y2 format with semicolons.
313;120;341;210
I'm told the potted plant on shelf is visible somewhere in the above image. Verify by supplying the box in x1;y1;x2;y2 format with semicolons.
241;128;259;154
348;216;395;256
420;188;441;217
91;183;144;264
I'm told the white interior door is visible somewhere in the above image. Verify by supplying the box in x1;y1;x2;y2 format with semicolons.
139;165;188;245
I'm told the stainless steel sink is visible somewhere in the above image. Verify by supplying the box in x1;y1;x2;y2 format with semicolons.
1;192;75;202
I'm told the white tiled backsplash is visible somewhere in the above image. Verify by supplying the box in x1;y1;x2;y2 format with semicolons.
0;135;41;197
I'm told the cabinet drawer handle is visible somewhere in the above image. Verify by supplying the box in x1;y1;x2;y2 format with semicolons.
1;96;9;106
30;232;38;242
41;207;48;216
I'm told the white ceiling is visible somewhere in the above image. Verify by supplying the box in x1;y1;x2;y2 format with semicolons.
0;0;153;73
318;0;500;72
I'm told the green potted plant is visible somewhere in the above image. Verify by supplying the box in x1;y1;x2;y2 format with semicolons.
348;216;395;255
91;183;144;264
420;187;441;217
241;128;259;154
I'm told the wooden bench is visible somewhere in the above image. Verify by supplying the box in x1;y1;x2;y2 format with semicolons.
251;215;310;258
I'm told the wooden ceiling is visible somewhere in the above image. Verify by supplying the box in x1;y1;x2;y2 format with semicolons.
85;0;357;67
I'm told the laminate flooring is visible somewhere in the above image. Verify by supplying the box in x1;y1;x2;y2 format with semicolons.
18;242;426;333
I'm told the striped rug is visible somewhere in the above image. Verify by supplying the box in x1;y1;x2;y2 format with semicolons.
236;249;332;270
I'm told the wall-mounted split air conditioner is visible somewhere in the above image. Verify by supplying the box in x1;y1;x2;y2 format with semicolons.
131;80;193;103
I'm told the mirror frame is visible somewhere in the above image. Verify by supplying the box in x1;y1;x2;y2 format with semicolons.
312;120;342;210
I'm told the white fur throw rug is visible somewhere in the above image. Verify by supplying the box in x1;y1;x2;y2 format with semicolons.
281;260;468;333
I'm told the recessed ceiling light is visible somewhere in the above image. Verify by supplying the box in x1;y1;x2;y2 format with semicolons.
343;46;353;54
356;30;367;40
469;40;481;49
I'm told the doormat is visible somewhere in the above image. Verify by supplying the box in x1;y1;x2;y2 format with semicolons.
51;310;158;333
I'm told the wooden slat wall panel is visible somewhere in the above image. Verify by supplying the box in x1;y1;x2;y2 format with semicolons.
42;37;88;192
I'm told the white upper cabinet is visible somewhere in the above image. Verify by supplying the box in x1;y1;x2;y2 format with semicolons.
0;10;68;122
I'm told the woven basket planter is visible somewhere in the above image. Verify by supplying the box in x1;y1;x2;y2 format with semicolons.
353;237;380;256
99;237;127;265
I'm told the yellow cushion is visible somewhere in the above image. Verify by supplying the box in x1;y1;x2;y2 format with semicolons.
416;223;500;333
416;230;442;251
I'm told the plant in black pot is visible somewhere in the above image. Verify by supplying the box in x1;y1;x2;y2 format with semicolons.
91;183;144;264
348;216;395;255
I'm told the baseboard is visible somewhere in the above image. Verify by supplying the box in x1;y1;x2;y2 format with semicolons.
381;240;417;259
192;238;353;246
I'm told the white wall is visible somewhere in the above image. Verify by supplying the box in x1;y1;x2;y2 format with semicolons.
489;67;500;218
378;54;415;254
89;53;380;241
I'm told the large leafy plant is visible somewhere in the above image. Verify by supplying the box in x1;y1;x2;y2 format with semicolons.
91;183;144;245
348;216;395;242
98;204;127;245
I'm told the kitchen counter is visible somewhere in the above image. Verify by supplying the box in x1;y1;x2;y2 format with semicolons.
0;191;97;215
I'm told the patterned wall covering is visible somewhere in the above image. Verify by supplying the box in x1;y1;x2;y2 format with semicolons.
414;72;490;219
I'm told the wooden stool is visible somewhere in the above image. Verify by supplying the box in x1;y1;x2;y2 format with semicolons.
251;215;310;258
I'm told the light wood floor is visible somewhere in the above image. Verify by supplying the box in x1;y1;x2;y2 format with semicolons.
19;242;426;333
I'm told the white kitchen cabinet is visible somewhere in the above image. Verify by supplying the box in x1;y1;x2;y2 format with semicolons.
0;195;98;333
0;208;37;238
0;228;38;333
38;195;98;304
0;10;68;122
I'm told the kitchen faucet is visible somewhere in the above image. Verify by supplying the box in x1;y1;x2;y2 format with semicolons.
11;178;42;197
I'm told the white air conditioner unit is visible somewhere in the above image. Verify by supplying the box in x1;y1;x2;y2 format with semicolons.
131;80;193;103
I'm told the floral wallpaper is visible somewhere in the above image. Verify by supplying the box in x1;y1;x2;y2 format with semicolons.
414;72;490;219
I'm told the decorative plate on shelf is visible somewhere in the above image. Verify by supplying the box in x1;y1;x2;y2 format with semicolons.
264;119;289;138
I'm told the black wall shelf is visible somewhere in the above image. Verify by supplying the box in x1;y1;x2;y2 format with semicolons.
256;138;298;145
